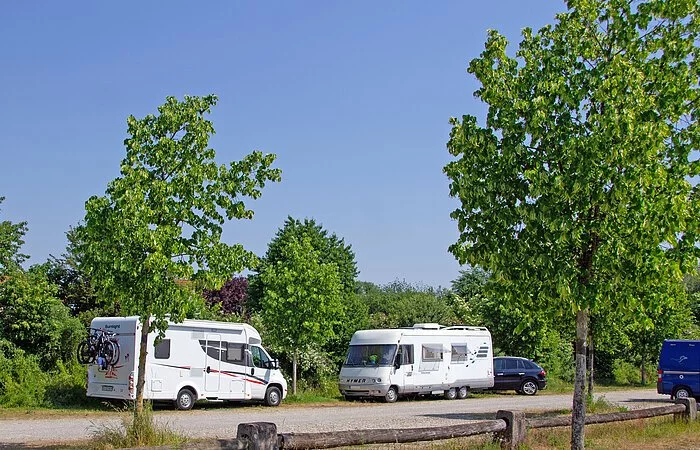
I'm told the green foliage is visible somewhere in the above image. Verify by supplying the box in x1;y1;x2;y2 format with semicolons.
89;402;186;449
44;361;90;408
0;266;83;369
259;236;343;352
445;0;699;320
357;280;457;329
76;94;281;330
0;340;45;408
445;2;699;441
0;196;28;273
252;217;359;369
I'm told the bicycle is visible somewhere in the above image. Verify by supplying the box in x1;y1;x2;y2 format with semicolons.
77;328;120;368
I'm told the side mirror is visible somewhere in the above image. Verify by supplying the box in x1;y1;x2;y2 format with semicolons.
269;359;280;370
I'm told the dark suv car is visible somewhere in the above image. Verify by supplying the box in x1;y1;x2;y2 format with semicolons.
491;356;547;395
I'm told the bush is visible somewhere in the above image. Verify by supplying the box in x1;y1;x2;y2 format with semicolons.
612;360;641;385
44;361;88;408
0;340;46;407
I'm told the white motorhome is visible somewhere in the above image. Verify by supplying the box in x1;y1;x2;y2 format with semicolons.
86;316;287;409
338;324;493;402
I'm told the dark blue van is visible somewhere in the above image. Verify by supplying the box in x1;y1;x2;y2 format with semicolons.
657;340;700;399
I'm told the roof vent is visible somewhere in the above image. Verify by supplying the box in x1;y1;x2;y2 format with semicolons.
412;323;442;330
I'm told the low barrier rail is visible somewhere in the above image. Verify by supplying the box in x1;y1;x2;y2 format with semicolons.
127;398;696;450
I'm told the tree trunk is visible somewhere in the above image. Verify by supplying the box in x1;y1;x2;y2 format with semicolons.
586;334;594;398
292;351;298;395
135;316;150;418
641;351;646;385
571;308;588;450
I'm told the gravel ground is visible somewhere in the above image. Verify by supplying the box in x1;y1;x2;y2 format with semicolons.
0;388;672;446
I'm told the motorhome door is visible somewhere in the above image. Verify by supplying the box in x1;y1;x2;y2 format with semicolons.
204;334;221;392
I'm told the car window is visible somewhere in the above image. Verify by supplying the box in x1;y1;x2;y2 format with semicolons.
517;359;527;369
505;359;518;370
525;360;538;369
494;358;504;370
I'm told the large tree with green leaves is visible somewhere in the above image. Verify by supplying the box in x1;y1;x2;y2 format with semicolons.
258;234;344;394
75;95;281;418
444;1;699;448
251;217;360;371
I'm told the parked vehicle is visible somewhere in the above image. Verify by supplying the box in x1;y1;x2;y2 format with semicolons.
489;356;547;395
338;323;494;402
85;316;287;409
657;339;699;400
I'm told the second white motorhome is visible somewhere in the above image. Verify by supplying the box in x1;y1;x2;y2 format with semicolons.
86;316;287;409
338;324;494;402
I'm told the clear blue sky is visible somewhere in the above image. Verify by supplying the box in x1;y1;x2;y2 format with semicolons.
0;1;566;288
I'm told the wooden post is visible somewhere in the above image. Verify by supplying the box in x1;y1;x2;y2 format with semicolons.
237;422;279;450
495;410;526;449
674;398;697;422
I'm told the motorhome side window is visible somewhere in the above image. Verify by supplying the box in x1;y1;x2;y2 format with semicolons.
251;346;270;368
397;344;413;365
225;343;245;364
422;344;443;362
154;339;171;359
451;344;468;363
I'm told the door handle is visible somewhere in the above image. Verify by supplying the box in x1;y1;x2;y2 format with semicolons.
496;373;504;376
518;373;525;376
251;368;255;375
206;366;211;374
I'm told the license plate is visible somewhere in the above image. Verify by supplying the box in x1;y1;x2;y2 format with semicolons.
102;385;114;391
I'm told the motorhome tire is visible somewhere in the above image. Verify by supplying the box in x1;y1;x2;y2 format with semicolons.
444;388;457;400
457;386;469;399
265;386;282;406
673;386;691;400
384;386;398;403
175;388;195;410
520;379;538;395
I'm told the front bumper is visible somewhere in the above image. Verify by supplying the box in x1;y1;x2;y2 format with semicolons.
338;382;391;398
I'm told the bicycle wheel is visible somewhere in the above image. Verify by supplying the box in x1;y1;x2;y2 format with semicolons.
77;341;95;364
102;340;120;366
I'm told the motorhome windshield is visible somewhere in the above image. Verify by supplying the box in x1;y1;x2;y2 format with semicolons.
345;344;397;366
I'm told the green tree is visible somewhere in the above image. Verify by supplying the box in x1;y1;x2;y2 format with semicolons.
444;1;699;448
258;235;344;394
250;217;360;368
358;280;457;329
75;95;281;419
0;266;83;369
0;197;27;273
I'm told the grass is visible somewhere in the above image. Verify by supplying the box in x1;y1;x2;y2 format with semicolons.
87;403;186;450
350;416;700;449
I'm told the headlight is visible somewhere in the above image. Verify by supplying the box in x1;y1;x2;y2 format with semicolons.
375;378;381;383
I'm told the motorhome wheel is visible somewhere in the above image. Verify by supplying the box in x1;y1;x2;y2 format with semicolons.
175;388;195;410
265;386;282;407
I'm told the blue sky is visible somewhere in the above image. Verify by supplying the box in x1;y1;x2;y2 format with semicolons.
0;1;566;288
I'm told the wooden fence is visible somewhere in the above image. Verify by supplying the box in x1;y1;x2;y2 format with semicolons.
128;398;696;450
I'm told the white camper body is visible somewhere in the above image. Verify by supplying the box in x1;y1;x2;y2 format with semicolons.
338;324;494;402
86;316;287;409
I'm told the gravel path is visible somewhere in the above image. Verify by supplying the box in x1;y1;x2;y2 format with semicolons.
0;389;672;446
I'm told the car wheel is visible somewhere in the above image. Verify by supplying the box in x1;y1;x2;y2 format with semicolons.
444;388;457;400
457;386;469;399
520;380;538;396
175;388;195;410
674;387;692;400
264;386;282;407
383;386;398;403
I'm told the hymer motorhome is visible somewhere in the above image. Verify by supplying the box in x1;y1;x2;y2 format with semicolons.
338;323;494;402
